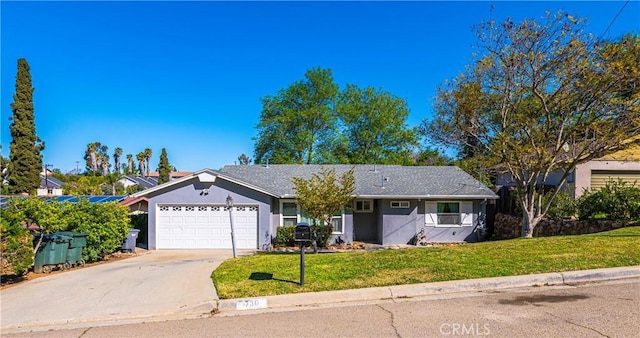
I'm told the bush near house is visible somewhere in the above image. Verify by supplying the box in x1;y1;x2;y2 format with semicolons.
1;197;131;274
0;217;34;275
577;180;640;221
273;225;333;248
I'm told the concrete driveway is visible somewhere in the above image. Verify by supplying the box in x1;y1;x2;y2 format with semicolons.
0;250;253;333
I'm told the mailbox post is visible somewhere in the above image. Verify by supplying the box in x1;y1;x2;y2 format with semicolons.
294;222;311;286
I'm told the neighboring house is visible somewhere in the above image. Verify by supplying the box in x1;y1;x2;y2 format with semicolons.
118;175;159;190
37;175;64;196
127;165;498;250
146;171;193;180
118;172;193;191
573;142;640;198
495;141;640;205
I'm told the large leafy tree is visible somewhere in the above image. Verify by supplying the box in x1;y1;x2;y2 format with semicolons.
422;12;640;237
237;153;251;165
292;167;355;228
7;58;45;195
254;67;340;164
338;84;418;164
157;148;171;184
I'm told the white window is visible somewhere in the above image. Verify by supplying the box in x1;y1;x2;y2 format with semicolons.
425;201;473;227
390;201;410;208
354;199;373;213
331;211;344;234
280;200;298;227
280;200;344;234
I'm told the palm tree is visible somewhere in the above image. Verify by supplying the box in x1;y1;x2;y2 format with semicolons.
86;142;97;173
136;152;146;177
143;148;152;176
113;147;123;174
126;154;134;175
101;154;109;176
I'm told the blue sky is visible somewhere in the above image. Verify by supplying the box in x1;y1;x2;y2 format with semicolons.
1;1;638;173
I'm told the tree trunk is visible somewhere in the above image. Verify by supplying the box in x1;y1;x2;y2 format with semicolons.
521;211;542;238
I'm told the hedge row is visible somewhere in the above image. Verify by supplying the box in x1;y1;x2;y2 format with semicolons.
272;225;333;248
1;197;131;275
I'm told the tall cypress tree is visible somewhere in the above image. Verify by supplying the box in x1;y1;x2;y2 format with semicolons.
8;59;44;195
157;148;171;184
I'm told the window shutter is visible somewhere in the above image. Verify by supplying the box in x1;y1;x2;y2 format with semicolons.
460;201;473;226
425;202;437;226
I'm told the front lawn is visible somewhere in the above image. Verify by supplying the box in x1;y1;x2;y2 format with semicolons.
212;226;640;299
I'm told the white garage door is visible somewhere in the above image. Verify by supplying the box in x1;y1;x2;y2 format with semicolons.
156;204;258;249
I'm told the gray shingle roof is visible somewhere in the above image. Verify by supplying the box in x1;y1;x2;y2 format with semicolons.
219;164;497;199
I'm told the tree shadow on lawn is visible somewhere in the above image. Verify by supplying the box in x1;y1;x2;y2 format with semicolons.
249;272;299;285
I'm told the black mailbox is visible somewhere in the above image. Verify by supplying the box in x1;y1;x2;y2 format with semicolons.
294;222;311;241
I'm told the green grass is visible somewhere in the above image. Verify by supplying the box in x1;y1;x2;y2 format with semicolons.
212;226;640;299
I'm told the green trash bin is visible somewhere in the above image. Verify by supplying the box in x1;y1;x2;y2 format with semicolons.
33;234;72;273
57;231;88;267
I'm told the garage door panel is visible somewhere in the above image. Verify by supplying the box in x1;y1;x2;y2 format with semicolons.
157;204;257;249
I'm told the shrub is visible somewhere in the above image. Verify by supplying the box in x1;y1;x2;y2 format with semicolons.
272;225;333;248
65;199;131;262
312;224;333;248
577;179;640;221
1;197;131;265
273;226;296;248
0;216;34;275
545;190;577;221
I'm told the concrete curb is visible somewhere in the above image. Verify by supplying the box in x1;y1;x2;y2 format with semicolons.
216;266;640;313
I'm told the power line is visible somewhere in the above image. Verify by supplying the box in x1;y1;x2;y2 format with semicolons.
599;0;631;40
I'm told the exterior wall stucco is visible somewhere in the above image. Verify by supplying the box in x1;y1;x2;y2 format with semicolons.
422;200;482;243
376;199;484;244
146;177;272;250
380;199;419;245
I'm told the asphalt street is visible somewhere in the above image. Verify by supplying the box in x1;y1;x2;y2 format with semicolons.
5;278;639;338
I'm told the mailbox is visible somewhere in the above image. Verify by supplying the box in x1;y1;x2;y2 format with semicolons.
294;222;311;241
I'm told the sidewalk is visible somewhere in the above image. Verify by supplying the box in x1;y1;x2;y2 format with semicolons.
215;266;640;314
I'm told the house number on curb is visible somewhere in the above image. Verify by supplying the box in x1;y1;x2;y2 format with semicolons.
236;298;268;310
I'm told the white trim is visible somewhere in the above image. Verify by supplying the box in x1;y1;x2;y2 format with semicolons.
390;201;410;208
279;199;299;227
331;211;345;234
131;168;280;198
354;199;373;213
425;201;474;227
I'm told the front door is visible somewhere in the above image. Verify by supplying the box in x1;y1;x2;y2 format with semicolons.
353;199;379;243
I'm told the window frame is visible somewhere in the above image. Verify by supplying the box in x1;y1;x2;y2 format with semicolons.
425;201;473;227
390;201;410;208
279;200;345;234
354;199;374;213
280;200;299;227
